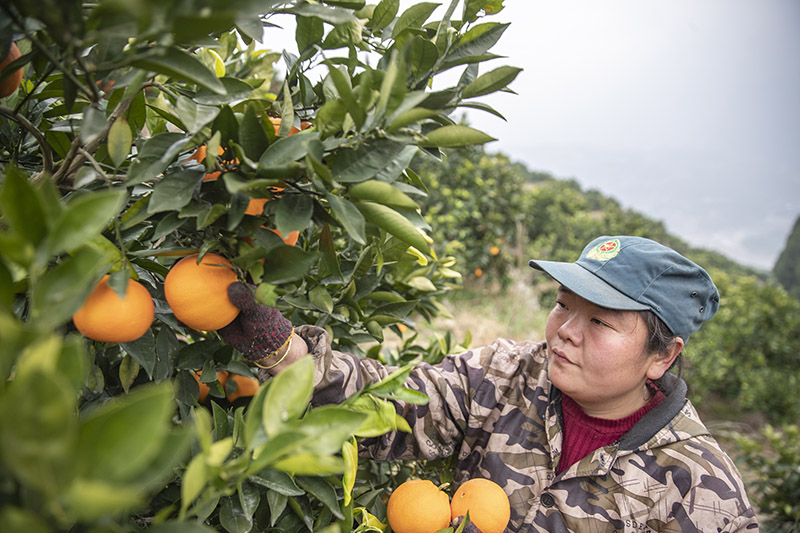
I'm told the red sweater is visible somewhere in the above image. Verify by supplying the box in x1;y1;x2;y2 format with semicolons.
557;388;666;474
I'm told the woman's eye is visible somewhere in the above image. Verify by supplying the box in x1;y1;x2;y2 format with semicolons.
555;300;567;310
591;318;610;327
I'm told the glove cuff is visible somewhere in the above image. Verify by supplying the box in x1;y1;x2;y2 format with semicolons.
251;328;295;369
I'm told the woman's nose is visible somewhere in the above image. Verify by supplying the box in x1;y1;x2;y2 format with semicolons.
558;315;581;344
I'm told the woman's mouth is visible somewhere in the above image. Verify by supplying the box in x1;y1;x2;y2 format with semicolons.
550;347;575;365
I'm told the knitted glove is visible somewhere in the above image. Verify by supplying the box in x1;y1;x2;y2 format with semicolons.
218;282;293;366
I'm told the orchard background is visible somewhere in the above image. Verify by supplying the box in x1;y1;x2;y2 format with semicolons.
1;0;799;532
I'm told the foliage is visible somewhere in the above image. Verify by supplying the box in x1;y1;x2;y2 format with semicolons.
414;148;535;283
774;215;800;300
0;0;521;530
736;424;800;532
687;270;800;424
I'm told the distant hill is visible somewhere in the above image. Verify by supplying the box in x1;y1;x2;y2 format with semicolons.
773;215;800;299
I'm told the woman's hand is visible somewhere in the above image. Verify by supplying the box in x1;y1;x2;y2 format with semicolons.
218;282;294;368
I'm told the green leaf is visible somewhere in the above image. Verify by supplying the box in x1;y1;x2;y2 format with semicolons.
290;3;360;25
147;168;205;214
319;223;343;279
257;246;317;284
456;99;507;120
326;194;365;244
74;382;174;483
121;329;156;379
322;18;364;49
341;438;357;506
275;194;313;235
239;104;269;161
296;476;343;520
327;64;365;129
181;453;208;515
126;132;190;185
47;188;127;258
220;496;252;533
108;117;132;167
346;396;408;437
272;453;345;475
356;201;429;251
387;107;439;131
193;77;255;106
176;95;220;133
118;354;140;393
267;491;288;527
80;106;106;145
308;285;334;313
132;46;226;94
247;431;307;473
392;2;440;38
258;132;319;168
249;469;304;496
64;478;144;521
262;356;314;436
289;406;366;455
462;65;523;98
375;53;406;122
331;139;408;183
0;370;77;493
370;0;399;31
349;180;418;209
296;15;325;52
442;22;509;69
408;35;438;78
0;165;47;246
419;124;496;147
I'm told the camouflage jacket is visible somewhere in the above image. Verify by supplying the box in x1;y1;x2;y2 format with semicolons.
294;325;759;533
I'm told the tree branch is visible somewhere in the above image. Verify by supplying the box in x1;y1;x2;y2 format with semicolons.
0;104;55;177
52;93;135;185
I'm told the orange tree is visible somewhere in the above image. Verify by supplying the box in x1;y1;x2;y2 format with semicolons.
0;0;520;531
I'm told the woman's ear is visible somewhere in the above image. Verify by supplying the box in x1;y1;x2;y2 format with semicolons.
646;337;685;380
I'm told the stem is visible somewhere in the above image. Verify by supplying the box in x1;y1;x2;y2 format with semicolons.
52;92;135;185
0;104;55;177
77;147;112;182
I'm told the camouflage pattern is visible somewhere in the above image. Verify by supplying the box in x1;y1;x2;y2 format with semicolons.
292;325;759;532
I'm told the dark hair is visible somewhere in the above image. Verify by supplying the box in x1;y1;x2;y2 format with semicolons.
640;310;685;380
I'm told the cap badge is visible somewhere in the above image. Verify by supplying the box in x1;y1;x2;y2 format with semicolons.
586;239;621;262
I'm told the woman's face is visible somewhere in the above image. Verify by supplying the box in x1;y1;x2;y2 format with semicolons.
545;287;665;419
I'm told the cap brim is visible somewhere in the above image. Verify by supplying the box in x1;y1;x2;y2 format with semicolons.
529;259;649;311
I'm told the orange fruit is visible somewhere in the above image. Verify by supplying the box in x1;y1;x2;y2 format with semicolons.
225;373;260;402
0;42;23;98
474;267;483;278
450;478;510;533
490;245;500;256
164;252;240;331
245;197;269;216
386;479;451;533
73;275;154;343
193;371;229;403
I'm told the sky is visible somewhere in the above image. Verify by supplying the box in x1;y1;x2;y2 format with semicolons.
264;1;800;270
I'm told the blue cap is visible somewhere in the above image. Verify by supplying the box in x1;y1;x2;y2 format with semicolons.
529;236;719;341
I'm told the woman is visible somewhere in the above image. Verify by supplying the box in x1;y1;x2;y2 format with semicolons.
220;235;758;532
